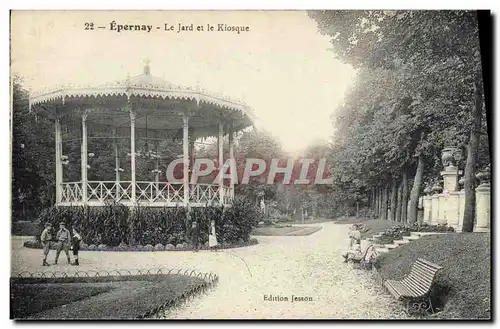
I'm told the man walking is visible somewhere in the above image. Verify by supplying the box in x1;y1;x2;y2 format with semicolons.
54;222;71;265
40;222;52;266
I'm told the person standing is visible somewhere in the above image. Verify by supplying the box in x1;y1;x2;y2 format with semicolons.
189;221;199;252
54;222;71;265
40;222;53;266
208;220;218;251
71;228;82;266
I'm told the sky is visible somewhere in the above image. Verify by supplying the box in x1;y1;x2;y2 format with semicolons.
11;10;357;152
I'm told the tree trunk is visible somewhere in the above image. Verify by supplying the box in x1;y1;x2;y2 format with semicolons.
395;182;402;222
374;187;379;217
390;179;397;222
381;184;389;221
463;75;483;232
408;156;425;224
356;200;359;219
401;169;408;223
371;187;375;212
377;187;382;218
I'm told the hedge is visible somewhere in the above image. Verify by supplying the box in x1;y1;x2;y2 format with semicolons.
34;197;261;247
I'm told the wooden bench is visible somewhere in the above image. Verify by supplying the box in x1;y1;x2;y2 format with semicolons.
383;258;443;314
349;244;379;269
342;244;379;270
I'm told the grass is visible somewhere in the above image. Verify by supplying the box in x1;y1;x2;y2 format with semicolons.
286;217;336;225
10;274;205;319
11;221;39;236
334;217;398;239
251;226;321;236
10;282;115;319
374;233;491;319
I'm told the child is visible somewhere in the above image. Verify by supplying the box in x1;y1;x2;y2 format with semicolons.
40;222;52;266
71;228;82;266
351;224;361;246
54;222;71;265
208;220;218;251
343;224;362;263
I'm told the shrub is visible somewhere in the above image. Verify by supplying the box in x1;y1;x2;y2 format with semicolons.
375;225;412;245
410;222;455;233
216;197;260;244
154;244;164;251
273;214;292;223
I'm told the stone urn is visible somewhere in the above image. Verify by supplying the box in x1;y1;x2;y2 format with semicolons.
431;183;442;194
458;177;465;190
476;166;491;186
423;186;432;195
441;147;456;168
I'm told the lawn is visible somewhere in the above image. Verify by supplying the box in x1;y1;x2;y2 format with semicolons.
11;221;39;236
10;274;206;319
374;233;491;319
334;218;398;239
251;226;321;236
286;217;336;225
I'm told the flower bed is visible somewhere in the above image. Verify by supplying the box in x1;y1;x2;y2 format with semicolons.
410;222;455;233
23;238;259;252
374;223;454;245
374;225;412;245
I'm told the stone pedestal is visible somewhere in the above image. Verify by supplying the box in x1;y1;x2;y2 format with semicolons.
441;166;458;193
446;192;461;229
474;184;491;232
423;196;432;224
458;191;465;232
437;193;447;225
431;195;440;225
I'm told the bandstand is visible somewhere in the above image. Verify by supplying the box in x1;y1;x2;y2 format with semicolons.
29;62;255;207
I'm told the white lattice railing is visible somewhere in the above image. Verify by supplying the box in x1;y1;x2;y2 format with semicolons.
60;181;234;205
136;182;183;204
189;184;221;204
60;182;83;203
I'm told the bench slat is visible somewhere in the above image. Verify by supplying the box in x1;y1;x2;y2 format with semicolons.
402;277;430;296
413;263;441;276
414;260;441;271
411;264;440;279
385;280;403;298
405;276;433;292
413;260;441;273
409;265;436;279
416;258;442;270
408;271;435;281
402;277;426;294
386;280;412;298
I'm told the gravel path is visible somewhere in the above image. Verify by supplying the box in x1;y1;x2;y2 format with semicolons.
11;222;408;319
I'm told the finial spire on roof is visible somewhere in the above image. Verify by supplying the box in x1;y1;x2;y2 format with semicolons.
143;59;151;75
